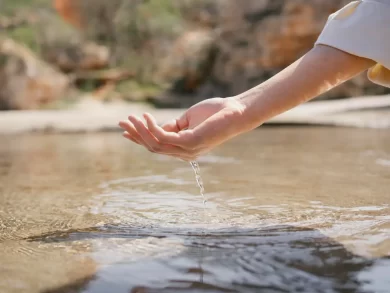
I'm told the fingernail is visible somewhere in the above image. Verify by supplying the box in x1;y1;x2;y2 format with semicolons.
128;116;138;123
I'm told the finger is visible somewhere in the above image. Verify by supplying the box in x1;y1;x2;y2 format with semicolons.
121;125;195;160
122;131;140;145
129;115;192;156
121;117;197;160
144;113;195;149
119;120;144;146
119;120;154;151
161;113;189;132
161;120;179;132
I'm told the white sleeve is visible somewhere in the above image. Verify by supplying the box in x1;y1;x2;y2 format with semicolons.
315;0;390;88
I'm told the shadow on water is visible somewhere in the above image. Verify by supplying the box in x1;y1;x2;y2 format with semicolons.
41;276;96;293
24;224;386;293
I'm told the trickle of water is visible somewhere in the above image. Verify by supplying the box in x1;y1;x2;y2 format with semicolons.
190;161;206;283
190;161;207;205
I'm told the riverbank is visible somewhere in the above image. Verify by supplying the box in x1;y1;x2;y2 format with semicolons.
1;95;389;134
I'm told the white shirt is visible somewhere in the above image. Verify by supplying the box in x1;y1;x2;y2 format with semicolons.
315;0;390;87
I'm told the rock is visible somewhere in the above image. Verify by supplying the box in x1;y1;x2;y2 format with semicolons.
44;42;110;72
73;68;134;82
157;29;217;91
150;29;218;107
0;38;70;110
210;0;373;97
0;15;35;30
41;2;111;72
54;0;84;29
54;0;124;33
53;0;390;108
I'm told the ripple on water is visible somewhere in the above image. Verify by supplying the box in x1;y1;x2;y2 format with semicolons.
20;224;375;293
91;153;388;255
1;130;389;293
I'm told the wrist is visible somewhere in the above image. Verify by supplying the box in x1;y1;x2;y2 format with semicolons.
230;93;268;131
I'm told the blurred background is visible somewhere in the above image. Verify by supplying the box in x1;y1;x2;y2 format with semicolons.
1;3;390;292
1;0;390;111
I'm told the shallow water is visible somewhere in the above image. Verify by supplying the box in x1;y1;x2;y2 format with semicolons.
0;127;389;293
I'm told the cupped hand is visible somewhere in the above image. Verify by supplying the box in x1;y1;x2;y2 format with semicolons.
119;97;246;161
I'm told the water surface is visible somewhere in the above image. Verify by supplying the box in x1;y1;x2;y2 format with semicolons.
0;127;389;293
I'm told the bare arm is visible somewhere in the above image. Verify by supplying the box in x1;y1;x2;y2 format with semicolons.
234;44;375;131
119;45;375;161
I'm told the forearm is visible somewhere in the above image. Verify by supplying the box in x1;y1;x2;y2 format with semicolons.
233;45;375;131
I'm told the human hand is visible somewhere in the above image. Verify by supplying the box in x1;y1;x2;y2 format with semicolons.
120;45;375;162
119;97;246;161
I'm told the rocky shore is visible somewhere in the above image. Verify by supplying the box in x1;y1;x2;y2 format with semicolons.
1;0;390;111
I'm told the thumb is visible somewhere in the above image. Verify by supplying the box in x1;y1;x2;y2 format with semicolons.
161;112;189;133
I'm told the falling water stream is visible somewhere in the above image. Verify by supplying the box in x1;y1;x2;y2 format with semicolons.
190;161;207;206
190;160;206;285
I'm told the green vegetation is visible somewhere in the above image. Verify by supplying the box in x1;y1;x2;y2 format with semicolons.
1;0;56;52
7;27;39;52
1;0;51;16
0;0;214;109
124;0;184;38
115;80;163;102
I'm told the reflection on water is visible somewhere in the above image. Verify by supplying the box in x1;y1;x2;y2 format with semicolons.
0;128;389;293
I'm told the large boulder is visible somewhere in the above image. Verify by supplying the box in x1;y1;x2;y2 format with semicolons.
0;38;70;110
148;29;217;108
44;42;110;72
157;29;217;91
